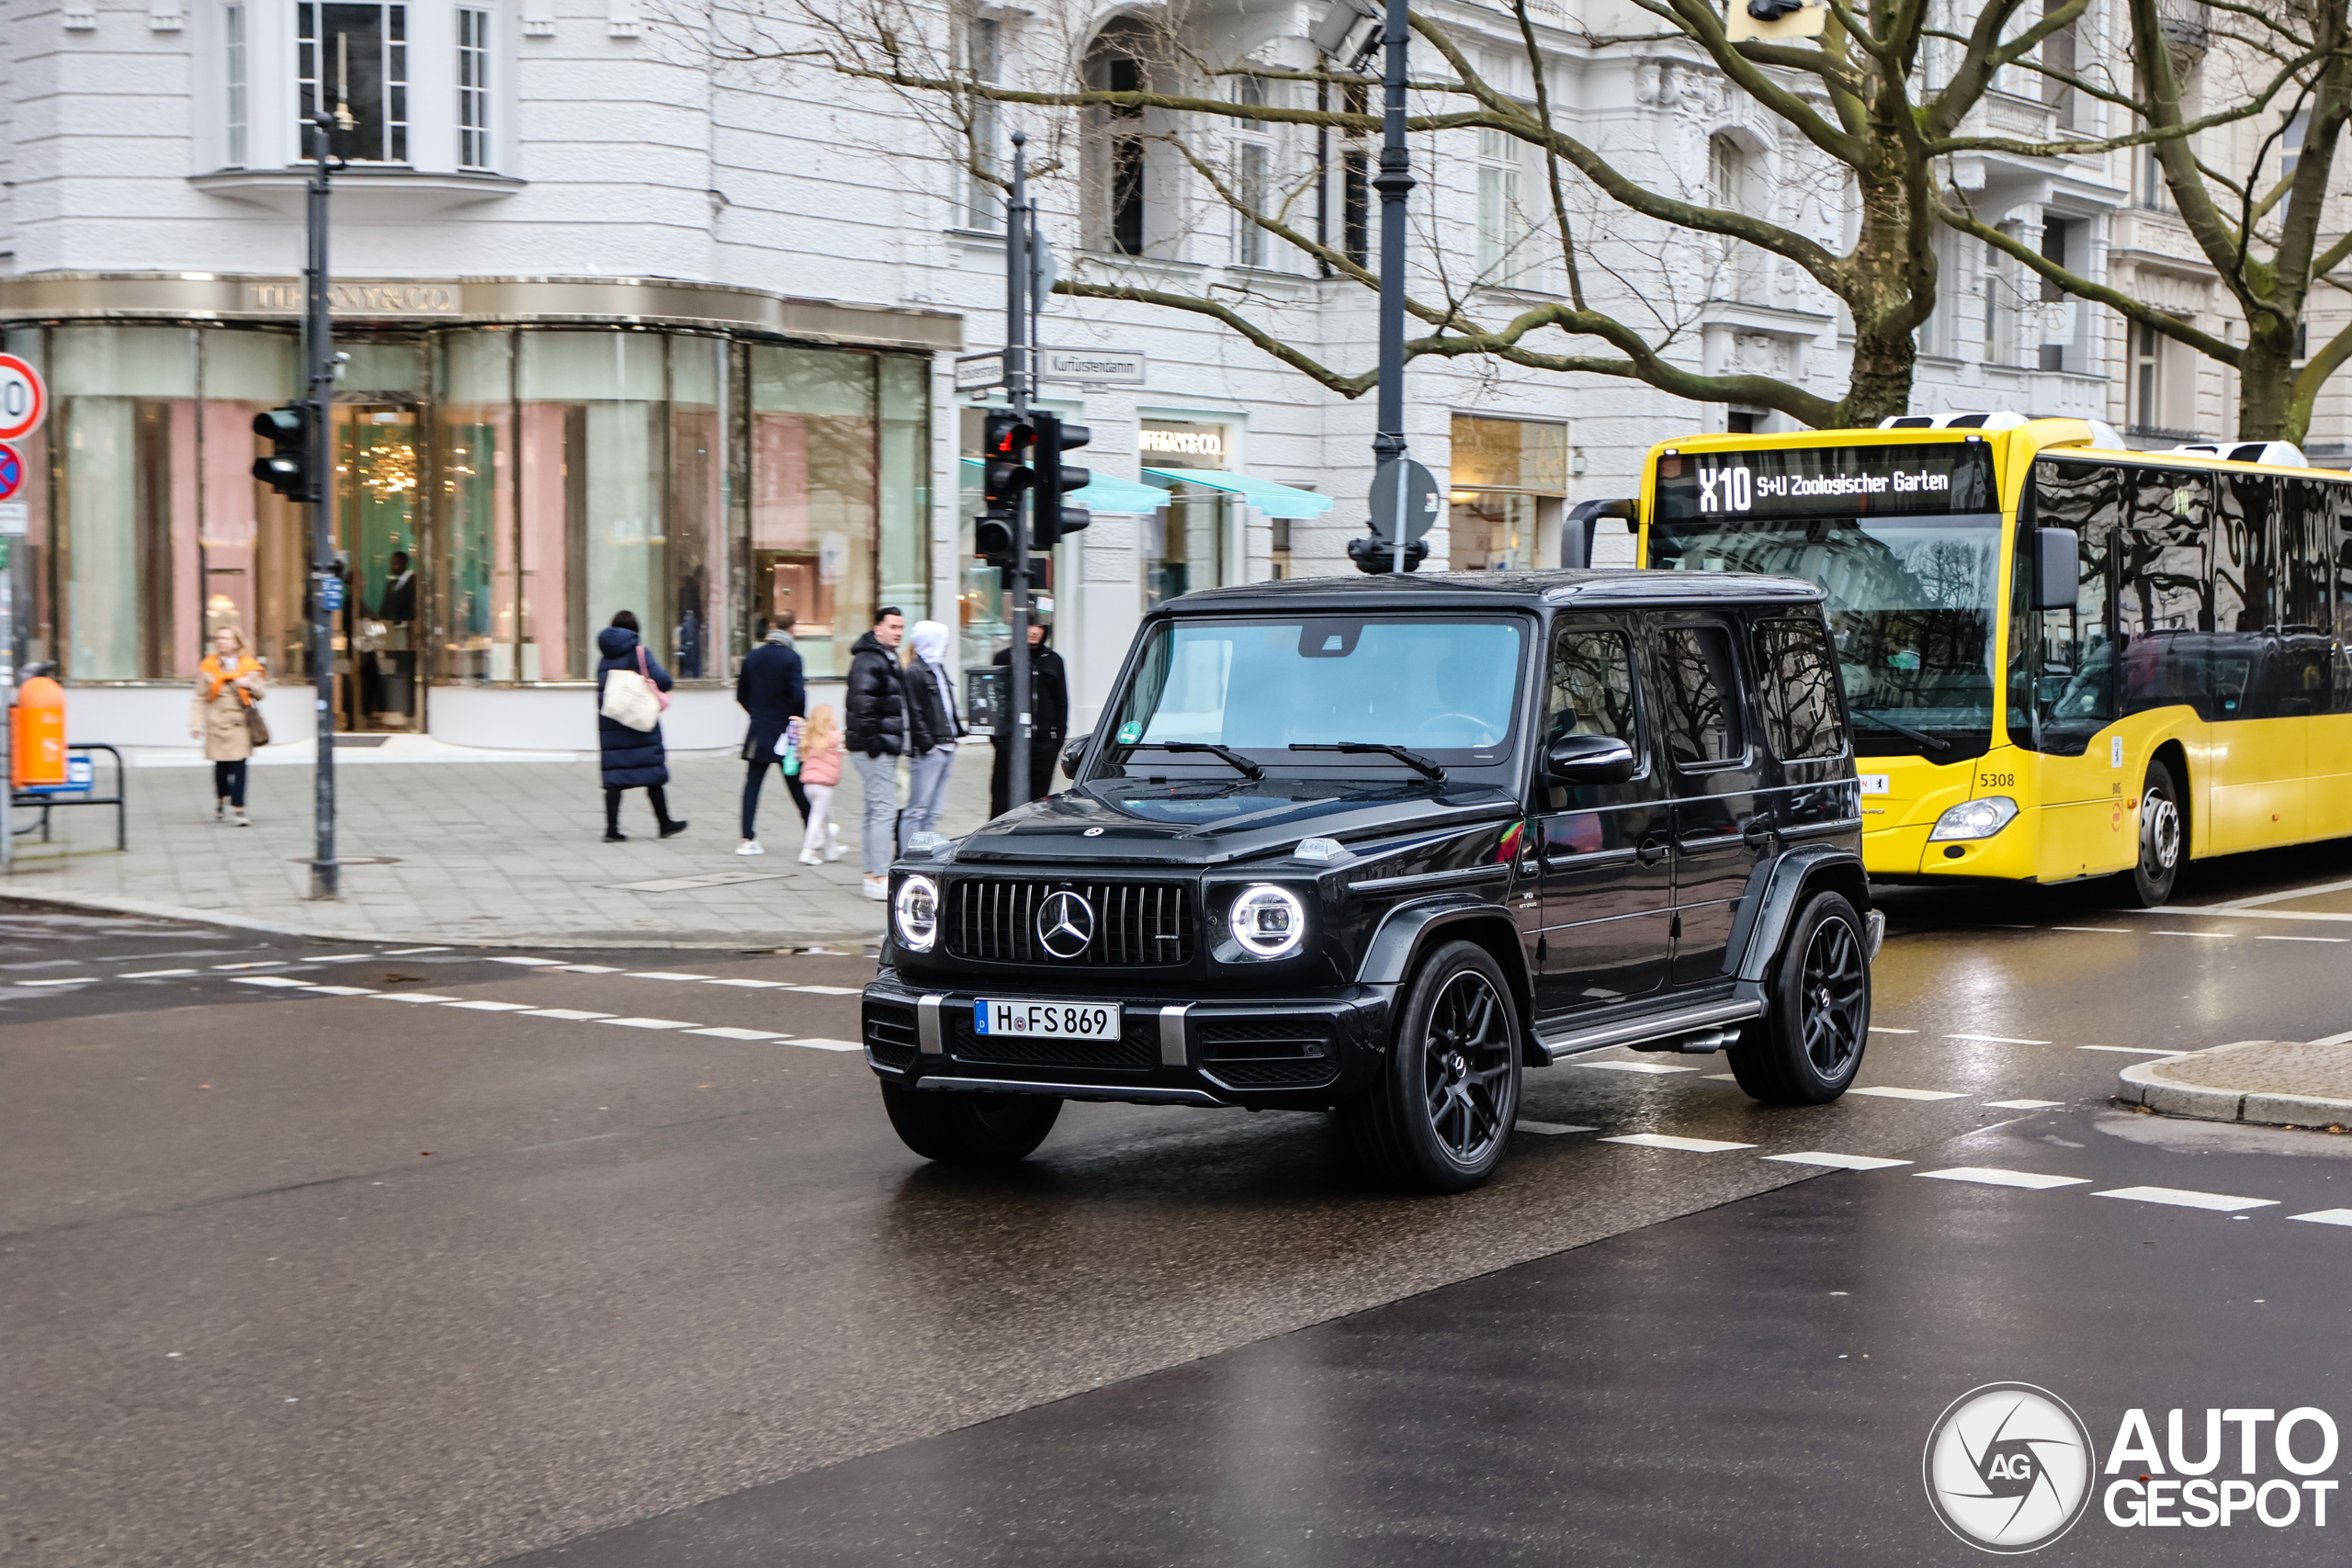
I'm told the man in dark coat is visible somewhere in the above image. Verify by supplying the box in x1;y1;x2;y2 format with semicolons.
990;619;1069;818
594;611;686;842
734;613;808;854
843;606;907;899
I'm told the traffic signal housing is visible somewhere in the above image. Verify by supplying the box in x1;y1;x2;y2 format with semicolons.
252;404;314;500
976;410;1036;569
1033;412;1091;551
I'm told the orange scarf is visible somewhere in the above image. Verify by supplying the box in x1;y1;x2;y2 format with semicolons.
201;653;260;705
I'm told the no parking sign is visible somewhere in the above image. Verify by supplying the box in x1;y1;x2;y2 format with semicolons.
0;444;21;502
0;355;46;444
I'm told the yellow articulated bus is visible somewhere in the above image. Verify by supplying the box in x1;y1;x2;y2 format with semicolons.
1634;413;2352;905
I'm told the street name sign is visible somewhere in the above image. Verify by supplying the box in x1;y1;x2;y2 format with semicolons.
1037;348;1147;386
956;351;1006;394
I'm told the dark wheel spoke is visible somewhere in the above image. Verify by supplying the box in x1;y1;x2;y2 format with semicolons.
1415;969;1514;1167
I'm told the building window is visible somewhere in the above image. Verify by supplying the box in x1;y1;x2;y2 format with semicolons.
457;6;490;169
1476;129;1525;283
225;4;249;167
2128;318;2197;436
965;17;1001;231
1234;141;1270;268
1340;82;1369;268
300;1;410;164
2041;17;2077;130
1108;55;1145;254
1448;415;1566;571
1706;133;1753;300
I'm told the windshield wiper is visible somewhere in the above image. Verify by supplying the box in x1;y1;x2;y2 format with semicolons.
1289;741;1447;782
1849;709;1953;754
1135;741;1266;781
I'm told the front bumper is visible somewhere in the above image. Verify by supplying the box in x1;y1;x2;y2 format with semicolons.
860;969;1395;1108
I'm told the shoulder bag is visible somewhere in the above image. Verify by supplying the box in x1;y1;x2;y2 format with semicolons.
239;682;271;748
600;660;662;733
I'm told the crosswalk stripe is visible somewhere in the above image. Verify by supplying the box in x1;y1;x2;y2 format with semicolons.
782;985;863;996
2078;1045;2177;1055
1514;1120;1594;1135
1868;1026;1918;1033
232;976;314;988
595;1017;698;1031
627;972;717;982
489;956;567;966
2093;1185;2278;1213
518;1009;616;1021
704;977;791;988
19;976;98;987
1916;1167;2088;1190
1600;1133;1755;1153
685;1026;792;1042
446;999;537;1012
121;968;198;977
2288;1209;2352;1227
784;1038;862;1052
300;953;378;963
1946;1033;2052;1045
371;992;459;1004
559;964;624;974
1983;1099;2065;1110
1763;1152;1911;1171
1847;1086;1965;1101
304;986;379;997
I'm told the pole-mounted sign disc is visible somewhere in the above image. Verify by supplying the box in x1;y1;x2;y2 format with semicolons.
1368;457;1440;543
0;443;23;502
0;355;46;444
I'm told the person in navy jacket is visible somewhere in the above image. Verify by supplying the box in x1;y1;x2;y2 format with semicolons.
734;613;808;855
595;611;687;842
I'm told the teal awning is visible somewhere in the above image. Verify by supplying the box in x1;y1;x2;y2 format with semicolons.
1141;467;1335;519
958;457;1168;515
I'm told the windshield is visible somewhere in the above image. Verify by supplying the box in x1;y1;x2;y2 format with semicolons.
1097;615;1526;779
1650;444;2003;757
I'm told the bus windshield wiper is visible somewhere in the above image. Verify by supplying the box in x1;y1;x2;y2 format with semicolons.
1135;741;1265;781
1289;741;1447;782
1849;709;1952;753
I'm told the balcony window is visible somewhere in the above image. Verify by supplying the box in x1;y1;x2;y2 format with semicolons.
457;6;490;169
300;1;410;164
225;5;249;166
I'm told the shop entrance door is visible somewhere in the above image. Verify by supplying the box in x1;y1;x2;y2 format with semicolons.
329;403;424;733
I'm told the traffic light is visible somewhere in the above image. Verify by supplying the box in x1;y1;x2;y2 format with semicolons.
1032;412;1092;550
252;404;313;500
976;410;1035;568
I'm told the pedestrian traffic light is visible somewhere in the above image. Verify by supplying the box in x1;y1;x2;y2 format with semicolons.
251;404;313;500
977;410;1035;569
1032;412;1092;550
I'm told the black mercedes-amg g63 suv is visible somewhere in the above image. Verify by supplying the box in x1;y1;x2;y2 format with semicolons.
862;570;1879;1191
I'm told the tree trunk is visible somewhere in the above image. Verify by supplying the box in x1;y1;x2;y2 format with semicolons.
1836;152;1930;427
2238;323;2299;444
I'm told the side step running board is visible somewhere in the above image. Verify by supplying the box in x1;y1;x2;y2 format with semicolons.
1536;998;1767;1064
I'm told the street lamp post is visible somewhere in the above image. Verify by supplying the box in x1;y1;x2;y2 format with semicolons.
1004;132;1034;809
1370;0;1415;576
304;113;340;900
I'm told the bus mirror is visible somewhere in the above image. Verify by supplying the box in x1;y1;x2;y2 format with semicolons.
2033;527;2080;611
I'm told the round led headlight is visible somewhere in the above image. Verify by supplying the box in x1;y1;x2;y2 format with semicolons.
1229;884;1306;960
1928;795;2019;842
893;873;940;953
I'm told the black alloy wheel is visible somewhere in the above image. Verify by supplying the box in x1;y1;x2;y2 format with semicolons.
1341;939;1522;1193
1726;890;1871;1105
2125;758;2184;908
879;1082;1062;1165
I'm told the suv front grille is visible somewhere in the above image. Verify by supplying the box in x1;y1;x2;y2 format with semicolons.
864;1002;919;1069
945;878;1194;966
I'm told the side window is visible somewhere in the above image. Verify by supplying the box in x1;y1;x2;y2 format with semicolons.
1544;628;1639;746
1755;618;1847;760
1655;625;1744;766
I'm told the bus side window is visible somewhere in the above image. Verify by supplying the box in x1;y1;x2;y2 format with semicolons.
2120;468;2211;716
2018;458;2122;750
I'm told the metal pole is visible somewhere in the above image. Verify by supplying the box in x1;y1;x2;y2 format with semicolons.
0;536;13;875
1373;0;1414;575
1005;132;1034;807
306;114;339;899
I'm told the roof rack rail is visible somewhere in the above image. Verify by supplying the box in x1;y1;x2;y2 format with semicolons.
2169;439;2309;468
1876;411;2030;431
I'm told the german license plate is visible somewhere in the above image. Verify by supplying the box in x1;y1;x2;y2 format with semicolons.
975;998;1122;1040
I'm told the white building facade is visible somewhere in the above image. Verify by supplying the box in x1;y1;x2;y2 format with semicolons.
0;0;2254;740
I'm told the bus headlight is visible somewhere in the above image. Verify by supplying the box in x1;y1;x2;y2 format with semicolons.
1229;885;1306;959
893;874;940;953
1928;796;2019;842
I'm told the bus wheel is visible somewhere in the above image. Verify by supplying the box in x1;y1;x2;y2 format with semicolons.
2127;759;2184;908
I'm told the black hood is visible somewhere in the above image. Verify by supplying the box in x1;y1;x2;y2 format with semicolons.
949;777;1518;867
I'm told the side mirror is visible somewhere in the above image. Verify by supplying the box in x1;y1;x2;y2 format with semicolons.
2033;527;2080;611
1544;733;1637;784
1060;736;1089;780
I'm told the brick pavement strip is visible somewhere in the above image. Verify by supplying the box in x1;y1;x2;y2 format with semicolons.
2117;1038;2352;1129
0;747;1001;948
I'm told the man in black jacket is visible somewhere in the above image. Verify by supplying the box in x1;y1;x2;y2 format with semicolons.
989;619;1069;818
734;613;807;856
843;606;907;900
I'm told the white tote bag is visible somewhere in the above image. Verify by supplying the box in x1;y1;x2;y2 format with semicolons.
600;664;662;732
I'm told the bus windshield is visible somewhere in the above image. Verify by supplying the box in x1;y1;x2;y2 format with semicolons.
1649;444;2003;758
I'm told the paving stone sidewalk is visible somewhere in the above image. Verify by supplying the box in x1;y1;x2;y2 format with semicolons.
2118;1035;2352;1130
0;743;1000;948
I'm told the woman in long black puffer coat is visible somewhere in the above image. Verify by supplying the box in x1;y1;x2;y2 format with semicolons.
595;611;688;842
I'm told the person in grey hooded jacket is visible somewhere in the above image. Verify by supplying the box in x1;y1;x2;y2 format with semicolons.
901;619;964;847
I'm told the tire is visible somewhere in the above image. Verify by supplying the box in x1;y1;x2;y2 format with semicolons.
879;1082;1061;1165
1726;890;1871;1106
1340;939;1522;1193
2123;758;2185;908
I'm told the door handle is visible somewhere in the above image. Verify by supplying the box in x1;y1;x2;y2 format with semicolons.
1636;835;1668;866
1742;814;1778;852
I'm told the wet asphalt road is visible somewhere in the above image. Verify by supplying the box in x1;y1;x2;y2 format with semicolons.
6;839;2352;1567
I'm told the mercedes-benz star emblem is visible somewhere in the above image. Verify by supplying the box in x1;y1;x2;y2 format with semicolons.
1035;890;1095;959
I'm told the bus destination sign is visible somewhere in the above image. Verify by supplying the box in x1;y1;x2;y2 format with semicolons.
1654;442;1997;522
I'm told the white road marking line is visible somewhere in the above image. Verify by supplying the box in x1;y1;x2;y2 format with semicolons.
2312;1029;2352;1048
1984;1099;2065;1110
702;977;792;988
232;976;316;988
2078;1044;2178;1055
2257;935;2350;943
559;964;624;974
1764;1151;1913;1171
1847;1086;1966;1101
18;976;98;986
784;1037;862;1052
303;986;379;997
1916;1167;2088;1190
381;946;452;954
2053;926;2132;934
1946;1033;2052;1046
595;1017;698;1031
1514;1120;1595;1135
489;956;566;966
685;1026;792;1042
1869;1026;1918;1034
121;968;198;978
1573;1061;1701;1076
300;953;378;963
2288;1209;2352;1228
2154;931;2232;939
2094;1185;2278;1213
627;972;718;982
517;1009;616;1021
1600;1133;1757;1153
445;999;537;1012
1703;1073;1739;1082
782;985;863;996
370;992;460;1004
214;960;293;971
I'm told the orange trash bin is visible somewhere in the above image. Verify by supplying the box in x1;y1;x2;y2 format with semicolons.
12;674;66;789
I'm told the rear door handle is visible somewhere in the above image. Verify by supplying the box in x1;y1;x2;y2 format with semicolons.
1742;815;1778;852
1637;835;1668;866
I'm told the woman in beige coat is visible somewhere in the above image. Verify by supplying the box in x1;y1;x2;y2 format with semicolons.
189;625;266;825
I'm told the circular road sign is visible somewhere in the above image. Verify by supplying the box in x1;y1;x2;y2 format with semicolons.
0;444;21;502
1368;457;1441;544
0;355;46;443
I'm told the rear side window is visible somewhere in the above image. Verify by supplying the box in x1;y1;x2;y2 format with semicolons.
1654;625;1744;766
1544;629;1639;746
1755;619;1848;760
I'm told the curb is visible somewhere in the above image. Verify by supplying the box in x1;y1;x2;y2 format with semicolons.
0;887;883;955
2116;1046;2352;1131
